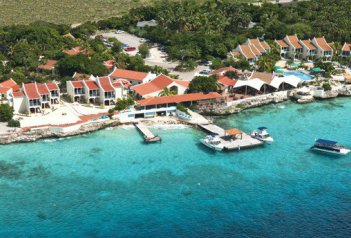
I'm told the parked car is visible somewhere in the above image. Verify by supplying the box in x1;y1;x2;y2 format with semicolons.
204;61;212;66
199;69;212;75
139;38;147;43
116;30;125;34
124;47;136;52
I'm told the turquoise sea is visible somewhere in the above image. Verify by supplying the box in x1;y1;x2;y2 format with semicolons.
1;98;351;237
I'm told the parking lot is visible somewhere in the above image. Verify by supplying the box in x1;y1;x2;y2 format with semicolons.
97;31;210;81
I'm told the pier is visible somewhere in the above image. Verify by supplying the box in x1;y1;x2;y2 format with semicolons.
134;122;161;143
198;123;263;151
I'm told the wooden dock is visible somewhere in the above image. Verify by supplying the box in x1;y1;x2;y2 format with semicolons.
134;123;161;143
198;124;225;136
198;123;263;151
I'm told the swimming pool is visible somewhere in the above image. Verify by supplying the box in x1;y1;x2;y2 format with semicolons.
283;71;313;81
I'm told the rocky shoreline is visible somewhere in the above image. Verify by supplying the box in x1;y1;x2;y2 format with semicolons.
1;86;351;145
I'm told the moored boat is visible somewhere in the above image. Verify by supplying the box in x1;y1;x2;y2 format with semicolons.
311;139;350;155
200;135;224;151
251;127;274;143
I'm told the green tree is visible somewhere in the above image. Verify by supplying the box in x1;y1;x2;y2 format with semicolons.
138;43;150;58
188;75;219;93
158;87;176;97
0;104;14;122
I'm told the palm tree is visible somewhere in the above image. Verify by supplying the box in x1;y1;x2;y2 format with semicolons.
158;87;176;97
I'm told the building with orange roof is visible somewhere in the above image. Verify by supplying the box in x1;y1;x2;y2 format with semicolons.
231;38;270;65
37;60;58;73
299;39;317;60
63;46;87;56
274;40;289;57
210;67;241;77
0;79;20;103
283;35;303;59
109;67;156;85
131;74;189;99
341;43;351;57
311;37;333;59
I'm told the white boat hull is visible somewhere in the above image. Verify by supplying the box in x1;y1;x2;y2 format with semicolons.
311;147;350;155
200;139;223;151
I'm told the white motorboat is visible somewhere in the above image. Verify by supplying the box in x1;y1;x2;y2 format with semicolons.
251;127;274;143
311;139;350;155
200;135;224;151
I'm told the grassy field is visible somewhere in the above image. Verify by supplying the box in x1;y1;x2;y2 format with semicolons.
0;0;152;27
0;0;256;27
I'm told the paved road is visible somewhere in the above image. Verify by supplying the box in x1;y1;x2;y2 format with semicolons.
98;31;210;81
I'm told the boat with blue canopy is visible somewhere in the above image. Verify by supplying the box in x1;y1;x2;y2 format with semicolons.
311;139;350;155
251;127;273;143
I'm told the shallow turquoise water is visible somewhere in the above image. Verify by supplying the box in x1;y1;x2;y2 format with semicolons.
1;98;351;237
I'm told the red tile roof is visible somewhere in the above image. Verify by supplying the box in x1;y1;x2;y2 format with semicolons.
131;74;188;96
248;38;265;53
0;87;11;93
0;79;20;91
174;80;190;88
137;92;222;106
300;40;316;50
37;60;58;70
37;83;50;95
109;68;148;81
239;45;256;59
103;60;115;69
113;79;131;88
286;35;302;49
13;91;24;97
71;81;84;88
84;80;99;90
64;46;86;56
275;40;288;48
46;82;59;91
342;43;351;52
260;41;270;51
314;37;333;51
23;83;41;99
72;73;91;80
210;67;240;76
250;72;274;84
218;76;237;87
97;76;114;92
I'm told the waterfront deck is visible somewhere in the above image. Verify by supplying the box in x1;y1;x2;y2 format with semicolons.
134;122;161;143
198;123;263;151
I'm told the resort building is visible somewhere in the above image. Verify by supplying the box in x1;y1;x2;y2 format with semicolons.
96;76;117;105
67;75;128;104
103;60;115;70
230;38;270;65
119;92;223;121
109;67;156;86
283;35;303;59
82;80;100;104
72;72;94;81
299;39;317;60
67;81;85;102
275;40;289;57
210;67;241;77
63;46;87;56
311;37;333;59
245;38;270;54
217;76;237;93
0;79;20;104
14;82;60;113
341;43;351;57
37;60;58;74
131;74;189;99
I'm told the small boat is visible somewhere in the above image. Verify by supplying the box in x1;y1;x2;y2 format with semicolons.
251;127;274;143
200;135;224;151
311;139;350;155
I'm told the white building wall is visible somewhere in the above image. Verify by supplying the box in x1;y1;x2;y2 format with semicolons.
13;96;27;114
66;81;75;102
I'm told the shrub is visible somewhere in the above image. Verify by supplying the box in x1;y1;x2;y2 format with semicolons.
176;103;189;115
0;104;14;122
322;83;332;91
7;119;20;127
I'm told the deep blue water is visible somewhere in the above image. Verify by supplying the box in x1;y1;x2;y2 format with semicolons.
1;98;351;237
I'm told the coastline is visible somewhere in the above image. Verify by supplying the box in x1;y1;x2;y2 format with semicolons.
1;89;350;145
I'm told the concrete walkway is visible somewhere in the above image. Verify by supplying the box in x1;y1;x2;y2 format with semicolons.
187;109;209;125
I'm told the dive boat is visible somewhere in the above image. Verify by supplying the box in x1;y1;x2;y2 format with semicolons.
200;135;224;151
251;127;274;143
311;139;350;155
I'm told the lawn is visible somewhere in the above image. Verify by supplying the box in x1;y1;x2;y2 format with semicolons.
0;0;256;27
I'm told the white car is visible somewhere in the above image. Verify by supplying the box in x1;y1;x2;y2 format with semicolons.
139;38;147;43
116;30;125;34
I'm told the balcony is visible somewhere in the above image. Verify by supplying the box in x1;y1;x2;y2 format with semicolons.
29;101;41;107
105;93;115;99
309;50;317;55
74;90;84;95
324;51;332;56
